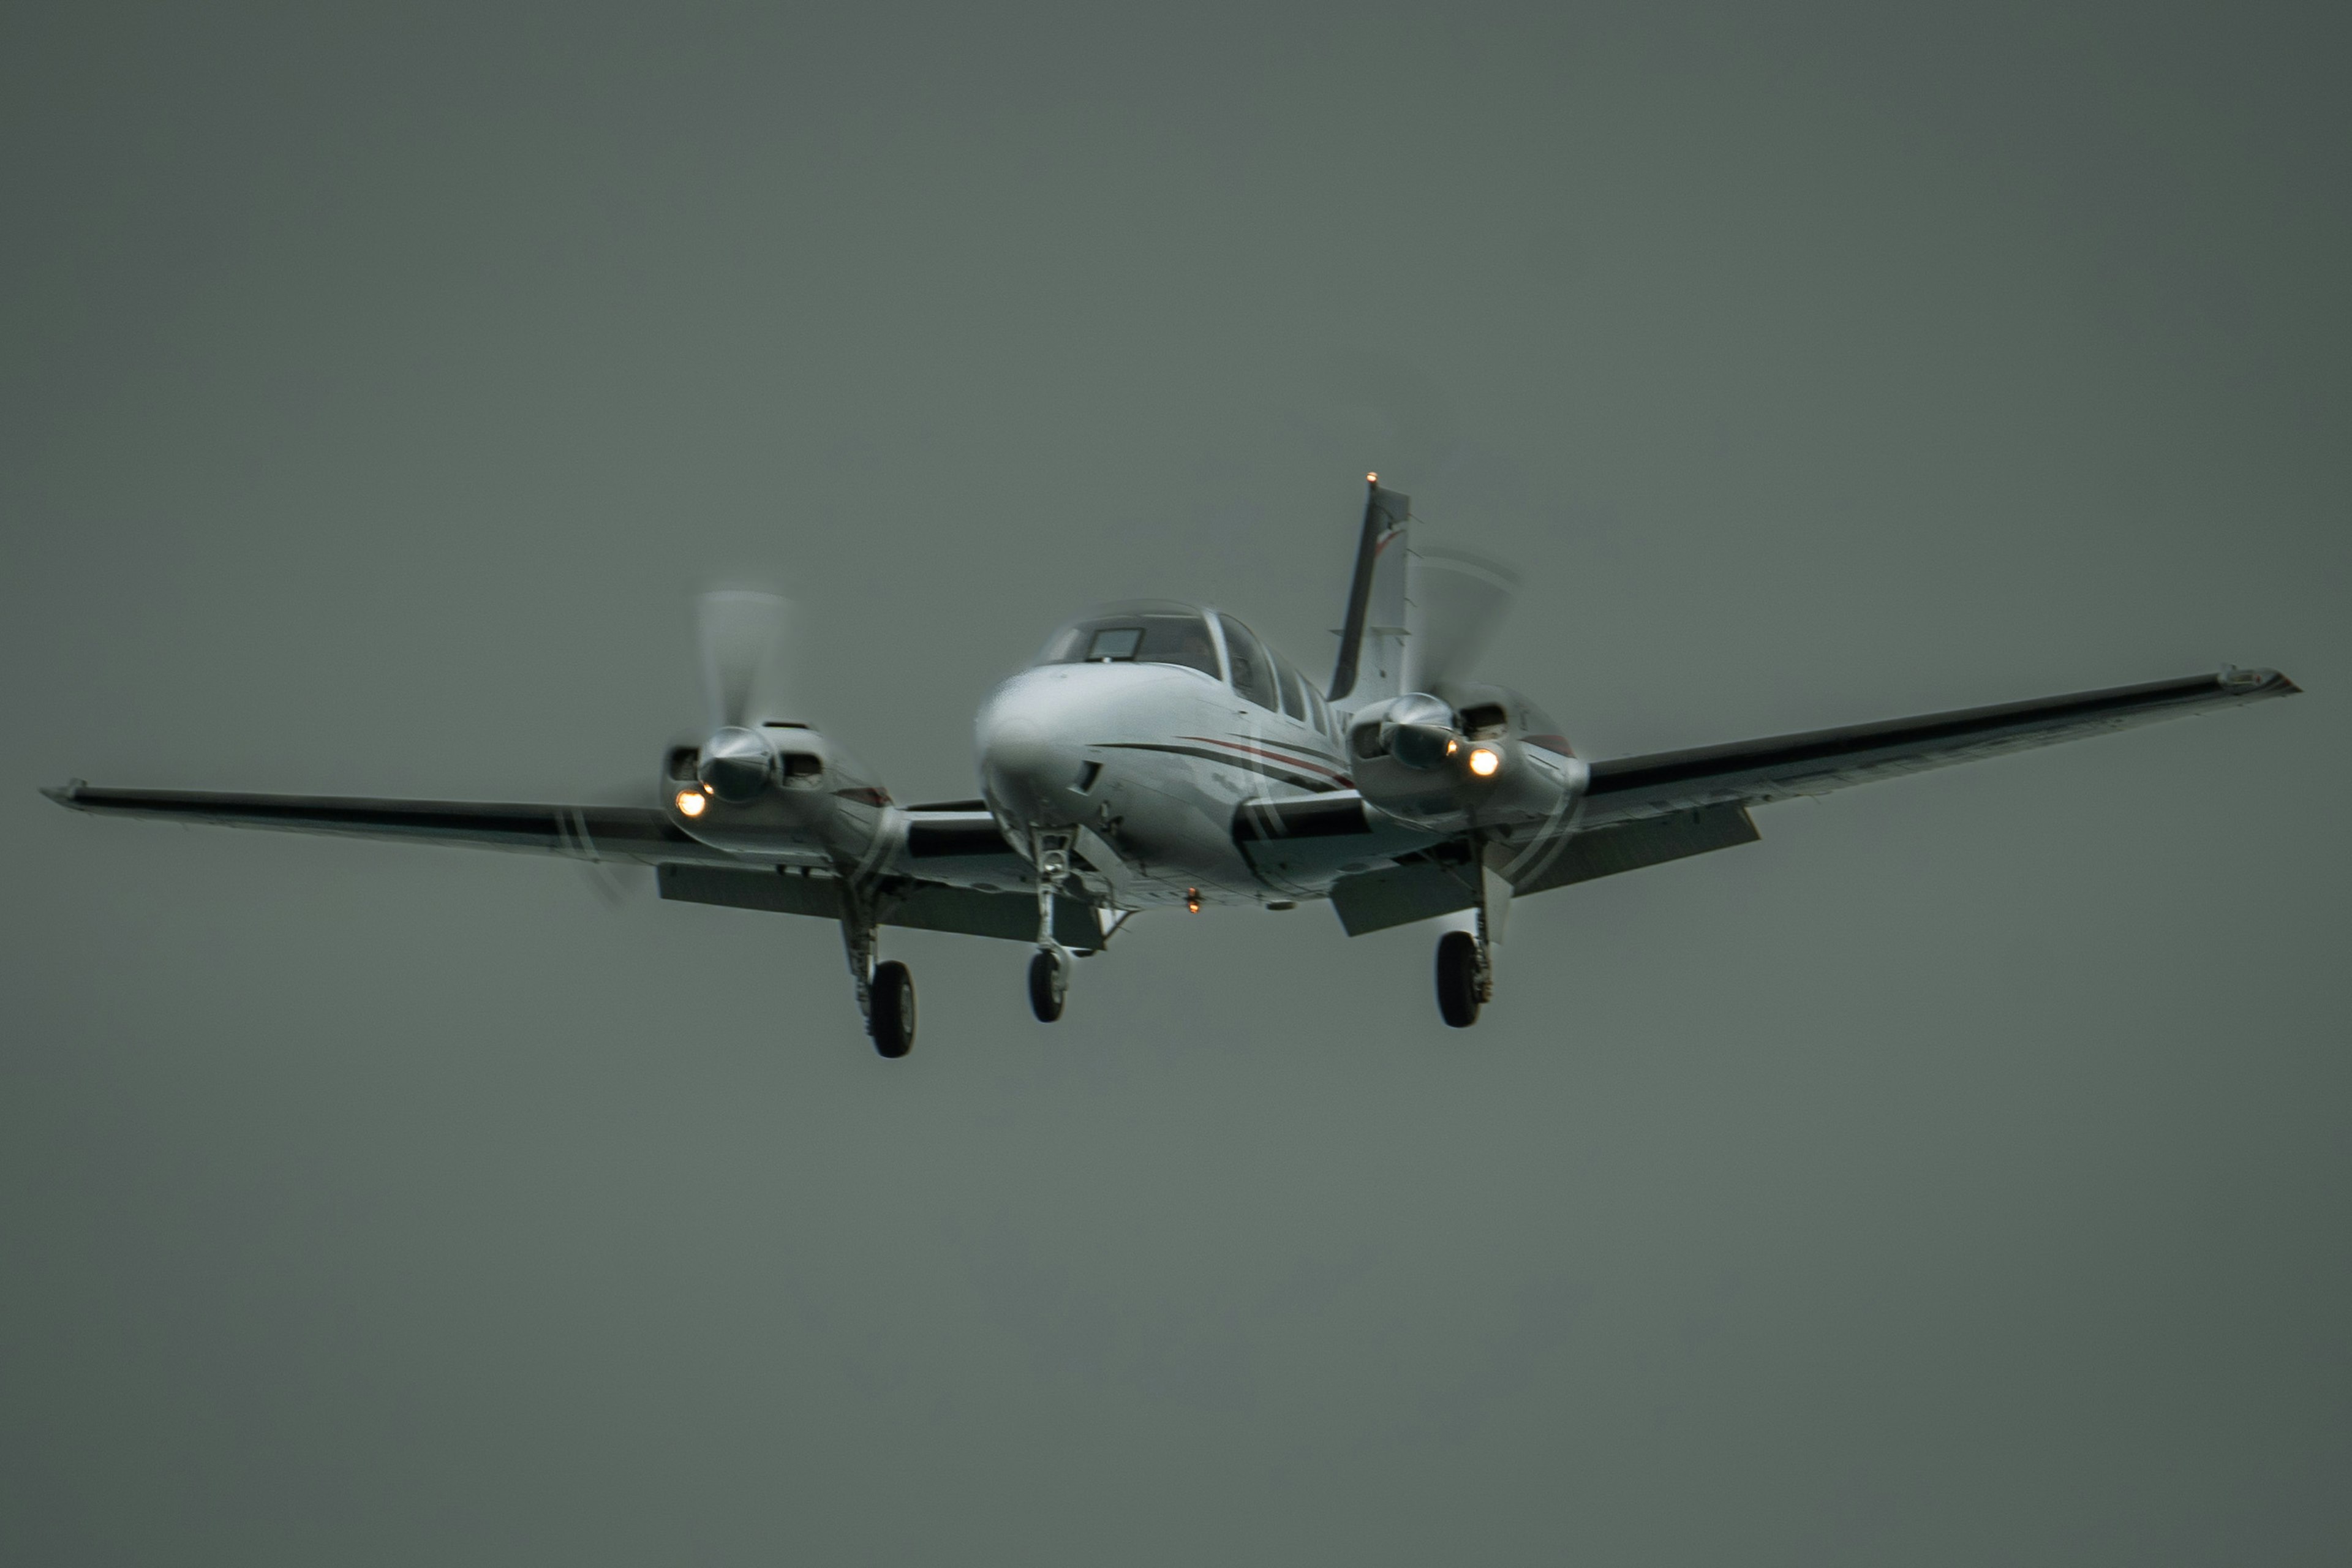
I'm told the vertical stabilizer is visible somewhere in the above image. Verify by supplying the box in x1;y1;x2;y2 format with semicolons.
1327;477;1411;706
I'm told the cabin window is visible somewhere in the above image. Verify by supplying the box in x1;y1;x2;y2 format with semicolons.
1275;658;1306;722
1217;615;1280;710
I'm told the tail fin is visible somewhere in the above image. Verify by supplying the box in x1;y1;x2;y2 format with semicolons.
1327;477;1411;705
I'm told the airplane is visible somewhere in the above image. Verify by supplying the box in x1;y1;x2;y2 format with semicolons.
47;476;2300;1058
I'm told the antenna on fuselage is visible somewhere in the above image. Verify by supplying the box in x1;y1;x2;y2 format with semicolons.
1327;472;1411;703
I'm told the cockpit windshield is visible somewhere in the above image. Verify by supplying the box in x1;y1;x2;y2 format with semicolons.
1033;601;1221;679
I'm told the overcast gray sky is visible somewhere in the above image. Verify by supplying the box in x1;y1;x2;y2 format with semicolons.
4;4;2346;1563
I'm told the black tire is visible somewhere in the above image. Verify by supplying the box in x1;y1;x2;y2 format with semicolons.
1027;948;1066;1023
1435;930;1482;1028
870;960;915;1058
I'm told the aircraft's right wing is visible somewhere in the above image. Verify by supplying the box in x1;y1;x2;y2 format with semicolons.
41;781;744;864
1579;667;2299;827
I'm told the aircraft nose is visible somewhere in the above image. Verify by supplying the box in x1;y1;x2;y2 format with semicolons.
978;680;1088;829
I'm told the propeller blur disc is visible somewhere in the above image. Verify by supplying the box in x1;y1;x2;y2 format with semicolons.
696;589;794;733
1409;548;1520;693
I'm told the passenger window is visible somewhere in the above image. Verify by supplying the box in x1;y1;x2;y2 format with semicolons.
1275;658;1305;722
1216;615;1279;710
1310;688;1332;737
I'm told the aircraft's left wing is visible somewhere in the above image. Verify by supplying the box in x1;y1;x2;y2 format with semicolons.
1579;668;2298;827
42;782;748;865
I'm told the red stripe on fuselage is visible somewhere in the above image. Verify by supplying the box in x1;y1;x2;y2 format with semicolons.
1178;734;1352;786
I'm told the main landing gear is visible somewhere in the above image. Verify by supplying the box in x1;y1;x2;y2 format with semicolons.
1435;930;1485;1028
870;960;915;1058
1434;847;1507;1028
842;907;915;1059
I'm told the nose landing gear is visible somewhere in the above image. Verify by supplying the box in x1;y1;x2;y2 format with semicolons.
1028;948;1068;1022
1029;829;1076;1024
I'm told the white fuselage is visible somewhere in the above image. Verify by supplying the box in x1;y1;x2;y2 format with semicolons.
975;657;1352;909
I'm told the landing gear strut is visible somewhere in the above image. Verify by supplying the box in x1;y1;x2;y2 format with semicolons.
842;905;915;1059
1030;829;1076;1024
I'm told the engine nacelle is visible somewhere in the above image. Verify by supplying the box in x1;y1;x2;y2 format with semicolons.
661;724;897;867
1346;688;1586;834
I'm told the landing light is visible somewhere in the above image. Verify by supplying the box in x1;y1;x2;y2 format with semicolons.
1185;888;1201;913
675;789;707;817
1467;747;1501;778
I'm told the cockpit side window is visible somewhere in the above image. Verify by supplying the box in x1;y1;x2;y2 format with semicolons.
1038;611;1220;677
1216;614;1279;710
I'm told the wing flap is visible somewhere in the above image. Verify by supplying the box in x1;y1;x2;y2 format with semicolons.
1510;804;1760;896
1327;804;1763;934
657;862;1097;946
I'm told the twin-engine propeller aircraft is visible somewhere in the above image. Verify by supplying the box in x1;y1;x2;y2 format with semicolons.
48;477;2299;1057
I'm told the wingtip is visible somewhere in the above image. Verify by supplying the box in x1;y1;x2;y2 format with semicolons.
2218;667;2300;698
42;778;86;807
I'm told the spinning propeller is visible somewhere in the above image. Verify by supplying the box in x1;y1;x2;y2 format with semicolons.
691;589;796;804
1407;547;1519;694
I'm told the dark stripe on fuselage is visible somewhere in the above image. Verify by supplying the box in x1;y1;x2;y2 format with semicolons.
1099;742;1344;795
1174;734;1352;784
